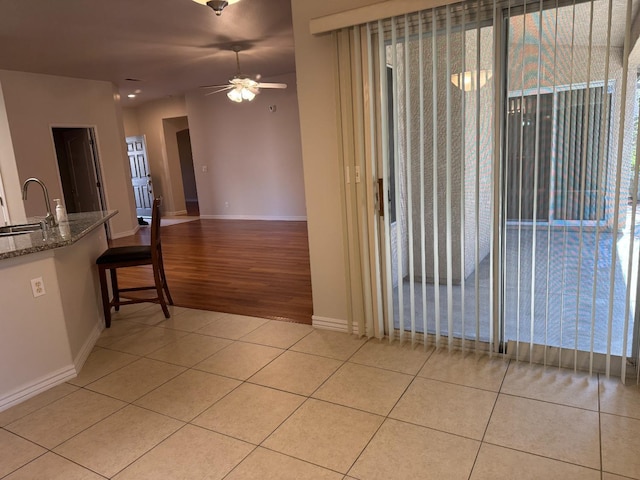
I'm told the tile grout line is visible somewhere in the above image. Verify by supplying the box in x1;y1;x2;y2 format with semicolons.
217;334;350;476
7;307;638;478
47;325;209;478
248;334;382;477
251;331;352;451
467;357;512;480
69;354;143;389
2;394;131;479
477;440;605;473
598;372;603;480
0;447;111;480
185;326;327;470
218;443;261;480
8;316;352;478
107;422;191;479
0;386;80;429
0;437;48;480
341;342;434;478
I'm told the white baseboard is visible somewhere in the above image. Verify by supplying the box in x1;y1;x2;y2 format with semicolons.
110;225;139;239
200;214;307;221
0;323;102;413
0;366;77;412
312;315;349;332
73;323;102;374
312;315;364;335
166;210;188;216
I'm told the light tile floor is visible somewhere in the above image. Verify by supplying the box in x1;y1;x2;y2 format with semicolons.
1;304;640;479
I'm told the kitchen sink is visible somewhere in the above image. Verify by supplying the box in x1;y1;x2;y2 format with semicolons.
0;222;43;237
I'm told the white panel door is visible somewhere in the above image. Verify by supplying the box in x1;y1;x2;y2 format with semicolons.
126;135;153;217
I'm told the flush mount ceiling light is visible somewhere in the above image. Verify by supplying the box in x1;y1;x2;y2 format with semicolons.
450;70;492;92
191;0;240;16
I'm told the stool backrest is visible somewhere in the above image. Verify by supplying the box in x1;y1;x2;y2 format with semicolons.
150;198;162;260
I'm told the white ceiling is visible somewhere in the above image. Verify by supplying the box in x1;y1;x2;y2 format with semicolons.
0;0;296;106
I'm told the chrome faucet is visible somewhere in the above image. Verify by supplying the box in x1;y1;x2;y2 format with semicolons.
22;177;57;228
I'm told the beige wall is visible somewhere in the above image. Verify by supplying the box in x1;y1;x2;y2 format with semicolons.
123;96;188;215
125;74;306;220
162;116;189;215
0;252;71;405
292;0;380;325
184;72;306;220
122;108;140;138
0;70;137;235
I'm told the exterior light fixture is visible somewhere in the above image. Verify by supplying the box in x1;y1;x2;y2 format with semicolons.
450;70;492;92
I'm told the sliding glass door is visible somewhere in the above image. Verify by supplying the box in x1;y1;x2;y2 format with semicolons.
374;6;497;350
334;0;640;379
502;1;637;373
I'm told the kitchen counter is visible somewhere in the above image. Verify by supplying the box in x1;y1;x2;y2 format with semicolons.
0;210;117;260
0;210;116;412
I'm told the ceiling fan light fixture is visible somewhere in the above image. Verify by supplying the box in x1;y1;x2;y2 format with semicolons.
241;88;256;101
201;45;287;102
227;88;243;103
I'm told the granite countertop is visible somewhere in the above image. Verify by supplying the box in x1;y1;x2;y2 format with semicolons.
0;210;117;261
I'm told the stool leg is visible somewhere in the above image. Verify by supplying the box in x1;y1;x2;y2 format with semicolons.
153;264;170;318
158;254;173;305
110;269;120;312
98;265;112;328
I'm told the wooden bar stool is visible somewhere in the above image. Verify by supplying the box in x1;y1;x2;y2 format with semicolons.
97;198;173;327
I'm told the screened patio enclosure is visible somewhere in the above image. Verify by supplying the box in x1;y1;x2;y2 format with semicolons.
333;0;640;380
389;3;639;356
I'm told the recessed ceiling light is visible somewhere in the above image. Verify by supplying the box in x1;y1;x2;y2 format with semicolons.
127;94;136;98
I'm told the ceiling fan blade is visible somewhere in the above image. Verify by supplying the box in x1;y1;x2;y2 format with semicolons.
256;82;287;89
204;86;235;96
200;84;232;89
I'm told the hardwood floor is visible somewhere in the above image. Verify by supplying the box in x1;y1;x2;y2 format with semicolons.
110;219;313;324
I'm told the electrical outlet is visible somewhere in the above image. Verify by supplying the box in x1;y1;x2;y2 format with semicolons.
30;277;46;297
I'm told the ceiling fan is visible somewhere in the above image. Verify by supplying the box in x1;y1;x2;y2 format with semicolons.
201;47;287;102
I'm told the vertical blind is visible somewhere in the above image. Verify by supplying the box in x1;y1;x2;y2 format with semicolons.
335;0;640;381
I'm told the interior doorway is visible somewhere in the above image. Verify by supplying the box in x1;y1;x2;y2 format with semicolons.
176;128;199;216
52;127;106;214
